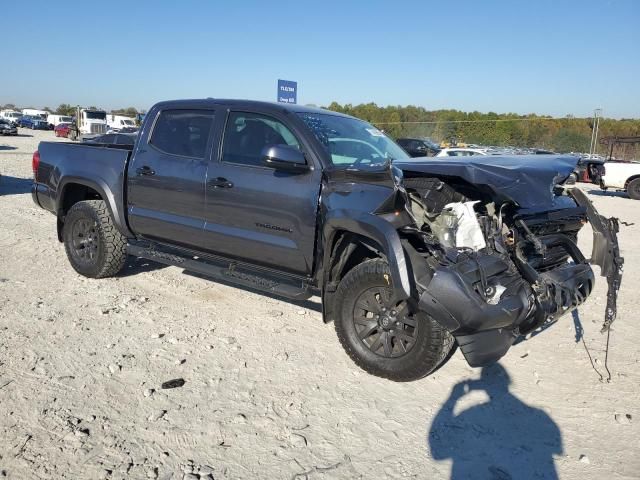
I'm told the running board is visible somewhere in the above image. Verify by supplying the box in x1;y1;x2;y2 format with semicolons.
127;243;313;300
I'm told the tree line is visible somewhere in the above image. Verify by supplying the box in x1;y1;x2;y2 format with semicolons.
324;102;640;157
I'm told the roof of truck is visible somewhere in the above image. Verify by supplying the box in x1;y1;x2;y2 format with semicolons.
151;98;353;118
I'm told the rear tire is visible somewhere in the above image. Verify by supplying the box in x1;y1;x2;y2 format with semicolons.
63;200;127;278
334;259;455;382
627;178;640;200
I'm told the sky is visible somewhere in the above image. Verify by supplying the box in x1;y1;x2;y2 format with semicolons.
2;0;639;118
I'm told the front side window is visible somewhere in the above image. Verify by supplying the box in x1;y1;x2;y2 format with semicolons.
298;112;409;167
150;109;214;159
222;112;300;167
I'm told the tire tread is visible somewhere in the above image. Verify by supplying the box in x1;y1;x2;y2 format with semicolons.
63;200;127;278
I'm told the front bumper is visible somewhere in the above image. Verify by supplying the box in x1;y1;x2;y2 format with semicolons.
417;193;622;367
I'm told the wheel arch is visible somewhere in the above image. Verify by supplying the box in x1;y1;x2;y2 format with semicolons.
624;174;640;189
56;178;130;241
320;211;411;323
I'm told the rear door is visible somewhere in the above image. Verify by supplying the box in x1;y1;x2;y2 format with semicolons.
127;108;216;248
201;109;322;274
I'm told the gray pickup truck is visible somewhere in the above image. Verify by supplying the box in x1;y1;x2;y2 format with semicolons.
31;99;623;381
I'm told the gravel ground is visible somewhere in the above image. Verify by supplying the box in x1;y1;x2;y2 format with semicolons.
1;130;639;480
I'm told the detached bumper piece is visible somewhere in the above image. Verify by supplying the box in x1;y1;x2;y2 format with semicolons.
569;189;624;332
417;252;531;367
418;234;597;367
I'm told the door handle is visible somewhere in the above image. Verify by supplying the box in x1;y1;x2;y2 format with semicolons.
209;177;234;189
136;166;155;176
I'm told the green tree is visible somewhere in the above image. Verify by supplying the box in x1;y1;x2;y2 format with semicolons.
56;104;76;116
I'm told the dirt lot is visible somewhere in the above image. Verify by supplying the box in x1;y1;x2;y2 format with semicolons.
0;130;638;480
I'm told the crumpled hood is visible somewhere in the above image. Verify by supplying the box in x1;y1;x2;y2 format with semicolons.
394;154;578;213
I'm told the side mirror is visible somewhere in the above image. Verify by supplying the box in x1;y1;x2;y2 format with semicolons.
262;144;308;172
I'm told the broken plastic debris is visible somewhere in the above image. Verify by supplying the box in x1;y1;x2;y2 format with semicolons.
161;378;185;389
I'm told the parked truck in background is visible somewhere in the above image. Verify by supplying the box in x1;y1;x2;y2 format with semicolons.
599;161;640;199
22;108;49;119
47;114;74;129
0;110;23;125
106;114;137;132
68;107;108;140
30;98;623;382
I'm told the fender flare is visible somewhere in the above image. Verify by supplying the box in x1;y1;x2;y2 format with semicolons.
322;209;411;304
57;176;133;238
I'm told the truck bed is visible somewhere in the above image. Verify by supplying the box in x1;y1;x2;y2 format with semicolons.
33;141;133;232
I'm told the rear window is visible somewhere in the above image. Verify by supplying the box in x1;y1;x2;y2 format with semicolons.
150;109;214;159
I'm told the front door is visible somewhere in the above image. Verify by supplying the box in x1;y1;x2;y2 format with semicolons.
127;108;215;249
202;110;321;274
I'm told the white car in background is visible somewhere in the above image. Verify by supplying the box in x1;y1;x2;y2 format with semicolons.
599;161;640;199
435;147;488;157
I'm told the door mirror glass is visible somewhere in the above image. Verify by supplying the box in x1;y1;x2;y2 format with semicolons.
262;144;308;172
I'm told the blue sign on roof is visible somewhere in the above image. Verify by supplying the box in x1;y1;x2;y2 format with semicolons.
277;79;297;104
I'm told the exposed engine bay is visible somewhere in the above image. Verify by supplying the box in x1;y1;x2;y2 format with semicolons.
388;167;621;367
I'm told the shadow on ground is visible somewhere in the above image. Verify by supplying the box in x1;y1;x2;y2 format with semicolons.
587;189;628;199
0;175;32;195
183;270;322;312
0;145;17;151
428;363;563;479
117;257;168;277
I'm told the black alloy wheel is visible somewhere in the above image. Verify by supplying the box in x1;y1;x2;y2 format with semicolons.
352;286;418;358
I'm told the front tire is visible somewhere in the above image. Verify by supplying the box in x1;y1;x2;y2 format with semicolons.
63;200;127;278
334;259;455;381
627;178;640;200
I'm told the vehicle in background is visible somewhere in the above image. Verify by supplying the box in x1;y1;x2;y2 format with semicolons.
135;112;146;125
83;133;137;145
0;118;18;135
68;107;108;140
106;114;136;132
396;137;440;157
1;110;22;126
599;160;640;199
435;147;488;157
572;156;604;184
107;126;139;134
54;123;73;138
22;109;49;119
31;98;623;382
18;115;49;130
47;114;74;129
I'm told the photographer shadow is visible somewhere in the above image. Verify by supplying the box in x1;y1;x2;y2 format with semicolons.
428;364;562;480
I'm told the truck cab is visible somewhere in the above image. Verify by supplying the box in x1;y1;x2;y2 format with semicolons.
68;108;108;140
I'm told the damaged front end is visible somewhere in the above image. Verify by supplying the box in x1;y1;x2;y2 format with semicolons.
387;156;624;367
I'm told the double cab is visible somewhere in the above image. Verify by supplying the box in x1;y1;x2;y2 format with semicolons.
31;99;623;381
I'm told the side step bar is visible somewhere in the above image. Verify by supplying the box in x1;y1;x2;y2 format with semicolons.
127;243;313;300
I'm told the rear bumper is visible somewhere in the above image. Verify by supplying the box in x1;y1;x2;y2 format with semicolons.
32;182;55;212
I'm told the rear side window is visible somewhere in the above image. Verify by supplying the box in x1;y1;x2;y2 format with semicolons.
150;109;214;159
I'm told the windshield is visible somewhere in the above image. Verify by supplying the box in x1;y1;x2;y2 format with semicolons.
122;119;135;126
84;111;106;120
298;112;409;167
60;116;72;122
